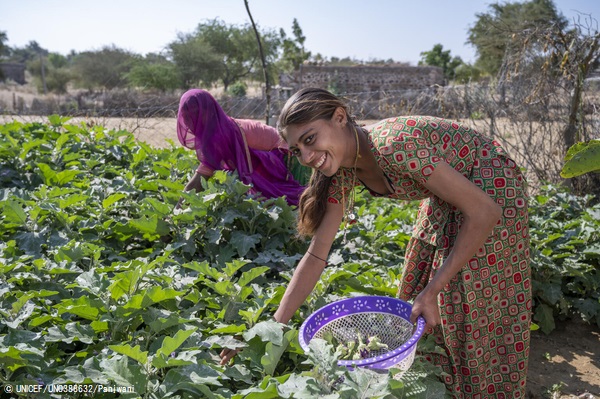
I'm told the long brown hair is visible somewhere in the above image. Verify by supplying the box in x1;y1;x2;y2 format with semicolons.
277;88;355;237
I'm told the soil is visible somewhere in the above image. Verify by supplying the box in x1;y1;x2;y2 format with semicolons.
0;111;598;399
527;319;599;399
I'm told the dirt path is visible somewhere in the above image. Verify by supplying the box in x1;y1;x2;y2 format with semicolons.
1;114;599;398
527;319;599;398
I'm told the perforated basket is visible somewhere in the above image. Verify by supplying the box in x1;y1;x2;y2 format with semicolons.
299;296;426;371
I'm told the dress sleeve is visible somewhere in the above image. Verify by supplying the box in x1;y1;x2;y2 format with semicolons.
235;119;286;151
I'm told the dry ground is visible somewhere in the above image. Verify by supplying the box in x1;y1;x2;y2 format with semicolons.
1;112;599;399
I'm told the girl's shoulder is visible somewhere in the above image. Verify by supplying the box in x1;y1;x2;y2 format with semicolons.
367;116;445;131
367;116;486;140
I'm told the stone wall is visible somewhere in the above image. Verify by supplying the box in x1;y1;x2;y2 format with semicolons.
0;63;26;85
280;65;445;93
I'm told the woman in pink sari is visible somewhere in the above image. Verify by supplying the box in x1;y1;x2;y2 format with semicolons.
177;89;308;206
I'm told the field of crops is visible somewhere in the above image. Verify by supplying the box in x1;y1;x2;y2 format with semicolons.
1;117;599;398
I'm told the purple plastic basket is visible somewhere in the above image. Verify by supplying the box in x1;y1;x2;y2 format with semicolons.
299;296;426;370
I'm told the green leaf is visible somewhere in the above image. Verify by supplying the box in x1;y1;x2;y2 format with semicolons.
243;320;285;346
238;266;270;287
36;162;57;185
144;310;191;334
5;301;36;329
230;231;261;257
55;243;87;262
343;367;391;398
234;376;281;399
162;363;223;394
0;347;32;372
99;355;147;395
183;261;221;280
46;322;96;344
122;285;184;310
210;324;247;334
538;283;563;305
2;200;27;225
108;344;148;365
222;259;250;278
108;270;142;301
155;328;197;359
55;296;102;320
534;303;556;334
58;357;110;385
129;215;170;236
1;329;42;346
102;193;128;209
261;329;296;376
574;298;600;321
561;140;600;178
59;193;89;209
90;320;109;333
55;169;83;186
276;374;313;398
143;197;172;216
15;231;46;256
48;114;72;126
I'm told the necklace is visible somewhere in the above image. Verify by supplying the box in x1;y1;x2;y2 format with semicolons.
341;124;360;242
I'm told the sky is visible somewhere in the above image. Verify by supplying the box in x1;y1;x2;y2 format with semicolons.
1;0;599;65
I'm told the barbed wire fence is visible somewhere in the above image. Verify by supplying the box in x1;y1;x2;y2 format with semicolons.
2;83;600;195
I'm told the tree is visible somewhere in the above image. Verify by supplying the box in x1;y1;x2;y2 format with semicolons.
419;43;464;81
125;53;180;91
488;10;600;196
169;19;279;91
0;30;7;81
168;33;222;88
546;17;600;196
468;0;568;76
0;30;8;58
72;45;137;90
8;41;48;64
7;41;51;91
453;63;482;83
279;18;311;72
27;52;72;94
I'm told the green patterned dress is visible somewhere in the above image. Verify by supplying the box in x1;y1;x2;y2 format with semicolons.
327;116;531;398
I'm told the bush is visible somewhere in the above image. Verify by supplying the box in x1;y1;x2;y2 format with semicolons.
228;81;247;97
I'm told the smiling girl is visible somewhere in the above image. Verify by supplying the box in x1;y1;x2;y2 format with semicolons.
267;87;531;398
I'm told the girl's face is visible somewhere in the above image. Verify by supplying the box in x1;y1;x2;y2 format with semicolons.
284;107;354;177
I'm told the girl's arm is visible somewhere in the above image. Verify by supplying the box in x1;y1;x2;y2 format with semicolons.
219;201;343;365
411;161;502;330
274;202;344;324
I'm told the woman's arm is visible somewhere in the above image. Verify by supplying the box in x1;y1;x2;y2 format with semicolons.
411;161;502;330
274;202;344;324
183;171;203;193
175;168;214;210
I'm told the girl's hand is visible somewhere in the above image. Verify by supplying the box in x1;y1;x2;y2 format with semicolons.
410;289;441;332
